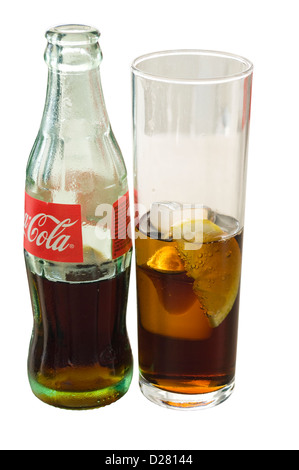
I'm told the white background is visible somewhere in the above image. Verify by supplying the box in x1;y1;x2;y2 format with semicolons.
1;0;298;451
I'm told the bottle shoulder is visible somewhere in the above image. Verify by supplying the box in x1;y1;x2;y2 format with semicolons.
26;128;129;211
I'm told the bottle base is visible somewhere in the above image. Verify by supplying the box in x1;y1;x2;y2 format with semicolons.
28;369;133;410
139;375;235;410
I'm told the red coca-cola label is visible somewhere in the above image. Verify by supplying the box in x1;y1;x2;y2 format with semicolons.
24;192;83;263
111;191;132;259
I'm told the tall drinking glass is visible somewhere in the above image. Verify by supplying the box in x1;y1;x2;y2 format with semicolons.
132;50;253;410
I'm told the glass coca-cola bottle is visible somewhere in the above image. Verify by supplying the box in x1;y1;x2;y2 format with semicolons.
24;25;133;409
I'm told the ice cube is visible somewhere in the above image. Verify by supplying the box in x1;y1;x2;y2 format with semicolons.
149;202;183;240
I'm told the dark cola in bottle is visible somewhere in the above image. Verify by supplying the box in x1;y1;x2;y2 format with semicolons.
24;25;133;409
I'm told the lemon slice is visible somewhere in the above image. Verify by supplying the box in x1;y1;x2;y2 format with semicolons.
174;219;241;328
147;246;185;273
173;218;224;248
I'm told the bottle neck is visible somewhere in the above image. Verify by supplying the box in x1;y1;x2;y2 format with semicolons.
41;67;110;136
41;25;109;136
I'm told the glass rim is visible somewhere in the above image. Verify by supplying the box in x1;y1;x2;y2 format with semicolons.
131;49;253;85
